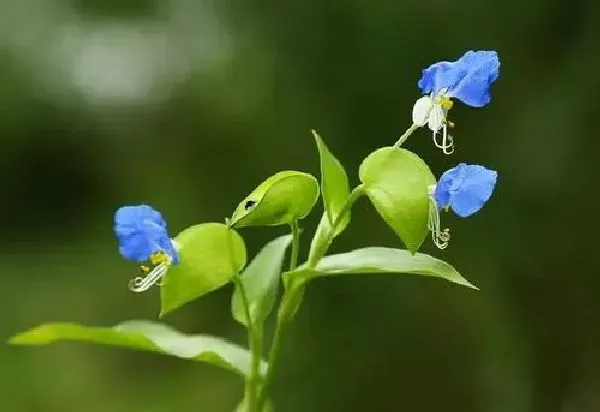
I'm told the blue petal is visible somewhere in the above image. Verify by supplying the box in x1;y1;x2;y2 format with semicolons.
434;165;463;209
157;235;180;265
418;50;500;107
435;164;497;218
449;51;500;107
452;164;497;217
114;204;179;264
418;61;467;95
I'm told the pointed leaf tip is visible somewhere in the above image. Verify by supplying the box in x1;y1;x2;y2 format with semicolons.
312;130;351;236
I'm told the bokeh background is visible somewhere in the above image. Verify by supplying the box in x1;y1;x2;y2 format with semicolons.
2;0;599;411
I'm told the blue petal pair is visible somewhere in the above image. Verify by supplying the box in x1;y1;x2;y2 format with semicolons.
428;164;497;248
418;50;500;108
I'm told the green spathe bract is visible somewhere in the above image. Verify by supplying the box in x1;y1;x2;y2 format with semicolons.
285;247;476;289
161;223;247;316
231;234;293;327
359;147;435;253
9;320;267;377
229;171;319;228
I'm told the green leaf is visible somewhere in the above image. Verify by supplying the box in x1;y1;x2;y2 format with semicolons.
312;130;350;234
161;223;246;316
285;247;476;289
231;234;293;327
359;147;435;253
9;320;267;377
229;171;319;228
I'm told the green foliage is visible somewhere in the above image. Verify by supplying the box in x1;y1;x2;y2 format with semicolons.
161;223;247;316
8;140;477;411
285;247;476;289
312;130;350;234
231;234;293;327
229;171;319;228
9;321;266;377
359;147;435;253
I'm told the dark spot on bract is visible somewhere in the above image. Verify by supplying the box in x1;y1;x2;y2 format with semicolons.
244;200;256;210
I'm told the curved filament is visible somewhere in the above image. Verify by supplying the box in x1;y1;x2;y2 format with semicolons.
433;124;455;154
428;190;451;249
129;264;167;292
441;124;455;155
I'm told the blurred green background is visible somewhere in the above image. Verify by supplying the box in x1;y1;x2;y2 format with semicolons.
2;0;599;411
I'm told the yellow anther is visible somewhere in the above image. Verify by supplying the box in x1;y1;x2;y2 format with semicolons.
439;96;454;110
140;265;150;273
149;251;168;265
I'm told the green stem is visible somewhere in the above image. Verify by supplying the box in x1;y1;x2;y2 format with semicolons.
307;184;365;267
256;221;302;410
256;315;284;408
234;275;261;412
257;185;365;410
289;221;300;271
393;123;419;148
256;286;301;410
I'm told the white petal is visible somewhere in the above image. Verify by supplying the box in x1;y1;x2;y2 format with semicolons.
428;104;445;131
412;96;433;126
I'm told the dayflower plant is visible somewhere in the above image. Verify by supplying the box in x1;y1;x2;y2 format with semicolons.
407;50;500;154
10;49;501;412
114;204;180;292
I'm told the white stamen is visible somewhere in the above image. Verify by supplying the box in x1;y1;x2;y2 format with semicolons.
428;185;451;249
424;91;456;155
441;124;455;155
433;128;444;148
128;264;167;292
428;103;445;132
433;123;455;155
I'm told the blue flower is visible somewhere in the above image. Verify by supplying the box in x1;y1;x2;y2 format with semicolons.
114;204;179;292
418;51;500;107
435;163;498;216
412;50;500;154
428;164;497;248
